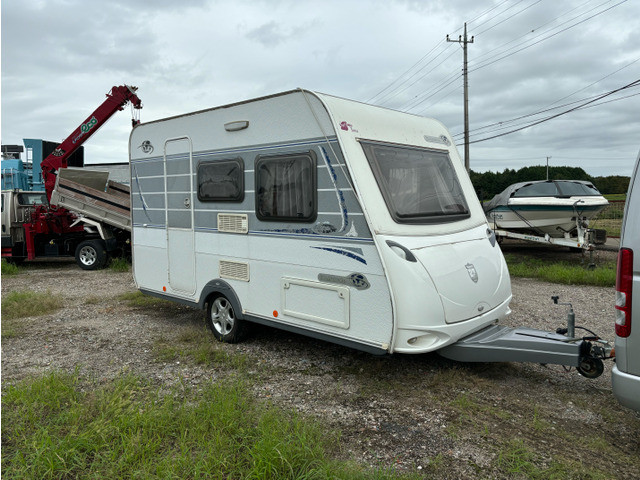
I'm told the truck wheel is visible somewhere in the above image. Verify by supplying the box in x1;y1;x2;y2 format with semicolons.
75;240;108;270
206;295;245;343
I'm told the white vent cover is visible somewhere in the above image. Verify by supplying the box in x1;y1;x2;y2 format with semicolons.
219;260;250;282
217;213;248;234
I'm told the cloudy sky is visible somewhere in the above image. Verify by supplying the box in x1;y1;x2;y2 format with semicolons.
2;0;639;177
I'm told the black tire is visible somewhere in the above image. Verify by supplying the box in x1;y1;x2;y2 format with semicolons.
206;295;245;343
75;240;108;270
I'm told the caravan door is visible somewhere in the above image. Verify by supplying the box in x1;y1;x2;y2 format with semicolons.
164;137;196;295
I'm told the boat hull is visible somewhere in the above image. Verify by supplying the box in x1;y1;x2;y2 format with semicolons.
486;198;608;237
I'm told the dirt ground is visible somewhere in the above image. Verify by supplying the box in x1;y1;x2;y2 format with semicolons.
2;252;639;479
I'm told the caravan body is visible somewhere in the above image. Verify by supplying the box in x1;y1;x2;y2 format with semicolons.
129;89;511;354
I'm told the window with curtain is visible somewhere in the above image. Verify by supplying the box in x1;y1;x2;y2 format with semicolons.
255;152;316;222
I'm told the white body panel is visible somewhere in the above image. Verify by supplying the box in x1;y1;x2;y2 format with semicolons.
129;89;511;354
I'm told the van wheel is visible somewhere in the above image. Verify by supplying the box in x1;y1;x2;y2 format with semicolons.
75;240;108;270
206;295;245;343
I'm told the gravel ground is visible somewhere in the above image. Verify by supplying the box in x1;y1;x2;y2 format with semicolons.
2;252;639;478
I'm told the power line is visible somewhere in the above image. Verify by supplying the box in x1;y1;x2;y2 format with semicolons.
471;0;600;64
466;79;640;144
469;0;627;74
400;67;461;111
376;47;458;108
366;39;446;104
474;0;543;37
453;90;639;141
367;0;523;108
406;1;622;116
452;57;640;139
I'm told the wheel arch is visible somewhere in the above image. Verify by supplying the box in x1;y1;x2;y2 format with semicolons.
198;279;244;320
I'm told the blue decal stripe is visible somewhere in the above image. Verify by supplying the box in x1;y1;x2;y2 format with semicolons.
311;246;367;264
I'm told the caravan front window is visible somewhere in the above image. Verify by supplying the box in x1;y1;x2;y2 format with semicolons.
255;152;317;222
361;141;470;224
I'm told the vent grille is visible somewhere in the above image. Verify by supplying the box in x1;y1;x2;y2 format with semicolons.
218;213;248;234
219;260;250;282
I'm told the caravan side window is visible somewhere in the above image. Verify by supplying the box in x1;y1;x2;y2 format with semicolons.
197;158;244;202
255;152;317;222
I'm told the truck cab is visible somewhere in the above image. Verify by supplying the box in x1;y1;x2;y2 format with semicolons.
1;190;48;260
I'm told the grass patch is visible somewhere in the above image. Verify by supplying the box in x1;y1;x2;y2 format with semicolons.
108;257;130;272
504;254;616;287
495;439;610;480
1;290;64;320
117;290;173;308
1;370;414;480
1;259;21;276
603;193;626;201
83;296;103;305
153;326;249;370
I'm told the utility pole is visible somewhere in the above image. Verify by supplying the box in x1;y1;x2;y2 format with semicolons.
447;23;474;172
546;156;552;180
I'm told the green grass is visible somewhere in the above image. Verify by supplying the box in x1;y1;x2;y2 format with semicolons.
495;439;610;480
1;370;416;480
153;326;249;369
604;194;626;201
1;290;64;338
504;254;616;287
1;259;21;275
108;257;130;272
1;290;64;320
118;290;173;308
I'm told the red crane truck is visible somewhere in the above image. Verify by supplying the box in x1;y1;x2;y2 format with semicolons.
1;85;142;269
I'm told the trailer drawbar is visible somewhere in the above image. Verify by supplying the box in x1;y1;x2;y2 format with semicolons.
439;296;614;379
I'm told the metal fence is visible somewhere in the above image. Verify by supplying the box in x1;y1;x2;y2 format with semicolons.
590;200;625;240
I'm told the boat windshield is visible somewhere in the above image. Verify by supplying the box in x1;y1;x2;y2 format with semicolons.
360;141;470;224
556;181;601;196
513;181;601;198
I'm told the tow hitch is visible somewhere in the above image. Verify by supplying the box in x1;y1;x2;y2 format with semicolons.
439;296;614;379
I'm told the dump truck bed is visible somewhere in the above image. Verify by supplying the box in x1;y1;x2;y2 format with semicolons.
49;168;131;231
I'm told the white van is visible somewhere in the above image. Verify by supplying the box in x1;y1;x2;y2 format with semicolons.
612;149;640;410
128;89;511;354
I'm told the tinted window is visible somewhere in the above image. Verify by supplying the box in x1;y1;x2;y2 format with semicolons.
197;158;244;202
255;152;316;222
17;192;47;205
556;181;601;196
361;141;469;224
512;182;559;197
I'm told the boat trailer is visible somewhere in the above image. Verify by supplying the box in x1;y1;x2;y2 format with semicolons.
439;297;613;378
489;200;608;259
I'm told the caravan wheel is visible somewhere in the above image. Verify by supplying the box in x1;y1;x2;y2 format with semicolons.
206;295;245;343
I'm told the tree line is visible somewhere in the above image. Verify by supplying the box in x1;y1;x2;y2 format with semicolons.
469;165;630;200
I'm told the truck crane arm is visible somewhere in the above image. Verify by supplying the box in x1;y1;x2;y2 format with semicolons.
41;85;142;201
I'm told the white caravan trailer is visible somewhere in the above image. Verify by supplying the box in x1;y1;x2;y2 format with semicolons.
129;89;512;355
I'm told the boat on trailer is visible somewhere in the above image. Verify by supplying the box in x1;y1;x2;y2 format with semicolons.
484;180;609;238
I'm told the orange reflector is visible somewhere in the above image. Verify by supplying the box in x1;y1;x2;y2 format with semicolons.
273;310;278;318
163;286;167;292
